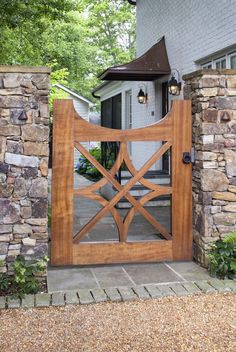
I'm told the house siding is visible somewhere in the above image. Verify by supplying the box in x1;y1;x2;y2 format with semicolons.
136;0;236;74
96;0;236;170
69;95;90;168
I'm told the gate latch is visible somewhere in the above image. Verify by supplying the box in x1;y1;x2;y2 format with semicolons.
182;152;191;164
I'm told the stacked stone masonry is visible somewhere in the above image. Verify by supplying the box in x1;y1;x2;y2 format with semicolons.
183;69;236;266
0;66;50;275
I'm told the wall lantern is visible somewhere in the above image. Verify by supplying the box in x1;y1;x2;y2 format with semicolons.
137;86;147;104
168;69;182;96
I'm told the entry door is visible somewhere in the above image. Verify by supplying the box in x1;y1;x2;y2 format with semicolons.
101;94;121;168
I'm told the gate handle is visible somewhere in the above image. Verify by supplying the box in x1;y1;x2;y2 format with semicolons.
182;152;191;164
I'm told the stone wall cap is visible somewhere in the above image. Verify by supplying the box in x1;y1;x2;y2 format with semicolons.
183;69;236;81
0;65;51;74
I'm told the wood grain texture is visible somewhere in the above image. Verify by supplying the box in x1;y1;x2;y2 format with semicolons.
74;110;172;142
73;141;172;242
72;241;173;265
51;100;74;265
51;99;192;266
171;100;193;260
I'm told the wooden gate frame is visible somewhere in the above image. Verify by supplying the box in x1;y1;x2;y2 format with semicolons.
51;99;192;266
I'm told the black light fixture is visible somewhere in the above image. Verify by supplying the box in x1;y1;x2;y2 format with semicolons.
137;86;147;104
168;69;181;96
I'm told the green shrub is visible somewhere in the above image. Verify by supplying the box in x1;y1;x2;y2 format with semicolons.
208;232;236;279
76;147;103;180
0;255;49;298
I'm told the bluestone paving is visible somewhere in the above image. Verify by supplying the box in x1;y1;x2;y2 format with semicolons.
77;289;94;304
7;297;20;309
52;292;65;306
104;288;122;302
167;261;210;281
35;293;51;307
47;267;98;292
208;279;232;292
118;287;137;301
92;267;133;288
157;284;175;297
195;281;216;294
169;283;189;296
145;285;162;299
21;294;34;308
65;291;79;305
91;288;108;303
223;280;236;292
0;296;6;309
182;282;202;295
124;263;183;285
132;285;150;300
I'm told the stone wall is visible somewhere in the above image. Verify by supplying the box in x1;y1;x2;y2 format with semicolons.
0;66;50;274
183;69;236;266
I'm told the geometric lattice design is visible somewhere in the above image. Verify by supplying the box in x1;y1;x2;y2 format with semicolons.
51;99;192;266
74;141;172;242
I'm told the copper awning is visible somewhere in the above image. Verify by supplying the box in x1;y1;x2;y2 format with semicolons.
99;37;170;81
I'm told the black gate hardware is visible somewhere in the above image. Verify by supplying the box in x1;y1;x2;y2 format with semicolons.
183;152;191;164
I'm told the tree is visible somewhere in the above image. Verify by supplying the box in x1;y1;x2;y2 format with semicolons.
0;0;136;102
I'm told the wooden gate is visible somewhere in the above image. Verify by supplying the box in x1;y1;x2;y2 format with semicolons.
51;99;192;265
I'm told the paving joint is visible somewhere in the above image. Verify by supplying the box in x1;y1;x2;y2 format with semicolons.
0;279;235;310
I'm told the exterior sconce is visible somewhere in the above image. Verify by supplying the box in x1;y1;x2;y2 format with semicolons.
137;86;147;104
168;69;182;96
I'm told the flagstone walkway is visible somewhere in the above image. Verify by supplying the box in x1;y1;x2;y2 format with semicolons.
48;171;211;293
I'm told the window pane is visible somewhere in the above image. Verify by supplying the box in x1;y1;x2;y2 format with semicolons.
216;61;221;69
231;55;236;69
221;59;226;69
202;62;212;69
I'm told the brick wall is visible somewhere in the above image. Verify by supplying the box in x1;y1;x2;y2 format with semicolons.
183;69;236;265
0;66;50;274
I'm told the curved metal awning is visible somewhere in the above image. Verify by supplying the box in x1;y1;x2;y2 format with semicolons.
99;37;170;81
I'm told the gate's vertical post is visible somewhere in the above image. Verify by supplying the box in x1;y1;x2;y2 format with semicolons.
51;100;74;265
172;100;192;260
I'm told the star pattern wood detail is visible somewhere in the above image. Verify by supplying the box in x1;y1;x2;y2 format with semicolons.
51;99;192;266
73;141;172;243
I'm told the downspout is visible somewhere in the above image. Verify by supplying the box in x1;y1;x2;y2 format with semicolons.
127;0;136;5
92;92;100;99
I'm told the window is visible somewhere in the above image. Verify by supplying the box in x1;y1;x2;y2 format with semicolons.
202;62;212;69
201;51;236;69
230;54;236;69
215;57;226;69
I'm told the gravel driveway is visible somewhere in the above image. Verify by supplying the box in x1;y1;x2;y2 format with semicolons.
0;293;235;352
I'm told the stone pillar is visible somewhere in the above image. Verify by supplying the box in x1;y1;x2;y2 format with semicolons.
183;69;236;266
0;66;50;274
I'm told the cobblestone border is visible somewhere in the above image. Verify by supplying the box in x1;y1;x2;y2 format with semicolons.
0;279;235;309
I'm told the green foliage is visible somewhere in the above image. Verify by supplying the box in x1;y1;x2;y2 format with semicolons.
76;147;103;180
0;273;10;291
0;0;135;103
0;255;49;298
208;232;236;279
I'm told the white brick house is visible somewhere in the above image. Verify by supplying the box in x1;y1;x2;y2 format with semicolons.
93;0;236;174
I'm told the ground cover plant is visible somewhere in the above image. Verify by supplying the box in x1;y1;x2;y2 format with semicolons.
0;255;48;298
208;231;236;279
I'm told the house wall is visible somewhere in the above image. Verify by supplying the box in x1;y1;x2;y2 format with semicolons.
183;69;236;266
136;0;236;74
0;66;50;276
69;95;90;168
97;0;236;171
